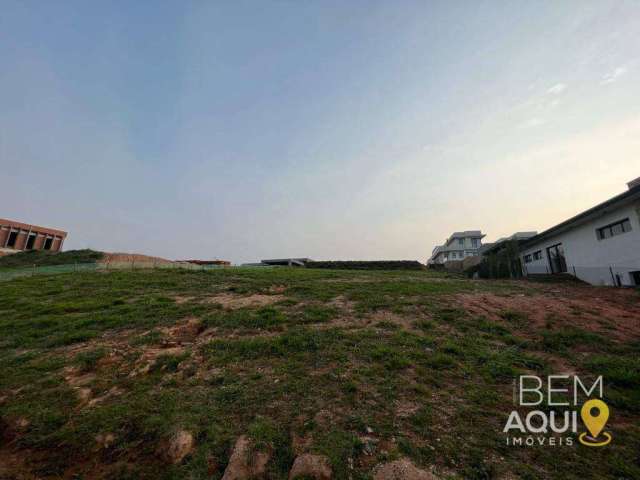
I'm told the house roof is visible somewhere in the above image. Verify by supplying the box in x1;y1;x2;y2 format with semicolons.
445;231;484;244
522;183;640;248
481;232;537;255
261;258;311;266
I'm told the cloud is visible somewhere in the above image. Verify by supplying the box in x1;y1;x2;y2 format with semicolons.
601;66;628;85
546;83;567;95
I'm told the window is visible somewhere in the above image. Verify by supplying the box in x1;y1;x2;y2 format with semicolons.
458;238;464;246
7;231;18;247
471;238;479;248
533;250;542;261
451;252;457;259
26;234;36;250
597;218;632;240
44;237;53;250
524;254;533;263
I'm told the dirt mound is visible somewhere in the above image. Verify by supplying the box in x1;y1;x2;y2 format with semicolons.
100;252;174;265
222;435;270;480
289;454;332;479
373;459;438;480
162;430;194;464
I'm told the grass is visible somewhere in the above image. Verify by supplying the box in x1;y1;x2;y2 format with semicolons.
0;248;103;268
0;267;637;479
541;327;605;352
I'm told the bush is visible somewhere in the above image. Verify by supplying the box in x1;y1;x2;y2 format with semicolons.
306;260;424;271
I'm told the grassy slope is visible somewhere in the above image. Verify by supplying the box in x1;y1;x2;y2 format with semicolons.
0;268;638;480
0;249;103;268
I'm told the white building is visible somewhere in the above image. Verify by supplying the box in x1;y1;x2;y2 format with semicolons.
520;178;640;286
428;230;485;264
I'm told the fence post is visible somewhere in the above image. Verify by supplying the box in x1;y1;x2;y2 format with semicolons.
609;266;616;286
572;266;576;277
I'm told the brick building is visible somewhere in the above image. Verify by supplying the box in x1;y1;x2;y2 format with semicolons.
0;218;67;256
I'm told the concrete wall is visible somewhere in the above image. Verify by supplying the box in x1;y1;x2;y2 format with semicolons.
0;219;67;254
521;202;640;286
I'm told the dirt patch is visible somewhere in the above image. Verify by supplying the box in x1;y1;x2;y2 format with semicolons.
100;252;174;266
370;310;416;330
173;295;195;304
125;346;187;377
328;295;356;312
87;387;124;408
204;293;285;309
164;317;205;344
455;288;640;341
373;458;438;480
64;369;96;388
161;430;194;464
322;308;422;331
222;435;270;480
395;401;421;419
268;285;287;294
289;454;332;480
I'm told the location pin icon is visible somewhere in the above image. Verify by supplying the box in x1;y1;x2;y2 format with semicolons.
581;399;609;438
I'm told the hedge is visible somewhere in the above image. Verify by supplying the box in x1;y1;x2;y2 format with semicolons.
305;260;425;271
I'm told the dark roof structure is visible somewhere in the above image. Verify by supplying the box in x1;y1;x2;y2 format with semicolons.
481;232;537;255
260;258;311;266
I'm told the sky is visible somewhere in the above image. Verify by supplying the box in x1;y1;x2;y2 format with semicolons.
1;1;639;264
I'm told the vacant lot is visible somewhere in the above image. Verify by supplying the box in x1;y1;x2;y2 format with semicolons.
0;268;638;479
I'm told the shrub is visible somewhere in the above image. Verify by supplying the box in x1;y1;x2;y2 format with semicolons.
306;261;425;271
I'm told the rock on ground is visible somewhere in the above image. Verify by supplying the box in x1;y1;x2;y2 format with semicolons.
164;430;194;464
222;435;270;480
373;458;437;480
289;454;332;479
95;433;116;450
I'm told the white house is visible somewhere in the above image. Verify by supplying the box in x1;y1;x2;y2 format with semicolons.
520;178;640;286
428;231;485;264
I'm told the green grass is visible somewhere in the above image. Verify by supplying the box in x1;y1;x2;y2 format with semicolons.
0;267;636;480
541;327;605;352
0;248;104;268
203;306;288;331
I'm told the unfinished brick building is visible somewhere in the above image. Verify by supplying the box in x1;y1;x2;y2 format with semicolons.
0;218;67;256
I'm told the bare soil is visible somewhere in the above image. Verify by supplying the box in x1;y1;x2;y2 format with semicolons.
455;283;640;340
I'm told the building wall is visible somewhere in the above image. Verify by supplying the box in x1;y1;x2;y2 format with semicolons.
0;219;67;254
431;248;481;265
521;202;640;286
448;237;482;250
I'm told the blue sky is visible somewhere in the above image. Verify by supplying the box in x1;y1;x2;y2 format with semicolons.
1;1;639;263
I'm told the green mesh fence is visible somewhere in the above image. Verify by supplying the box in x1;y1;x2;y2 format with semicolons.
0;261;229;281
